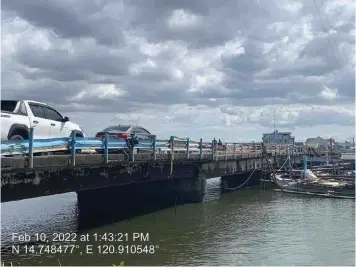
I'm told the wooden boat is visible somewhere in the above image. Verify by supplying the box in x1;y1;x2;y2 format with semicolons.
274;171;354;198
272;155;355;199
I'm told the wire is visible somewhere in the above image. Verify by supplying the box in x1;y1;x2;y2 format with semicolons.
223;168;257;190
313;0;342;70
317;0;338;44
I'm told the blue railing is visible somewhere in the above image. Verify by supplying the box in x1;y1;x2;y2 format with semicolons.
1;130;305;158
1;128;305;170
1;129;172;156
1;129;210;167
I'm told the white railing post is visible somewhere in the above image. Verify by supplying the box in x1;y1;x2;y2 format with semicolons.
199;138;203;160
224;143;228;161
170;136;175;161
186;137;190;160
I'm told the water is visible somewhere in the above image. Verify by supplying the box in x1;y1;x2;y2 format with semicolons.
1;178;355;266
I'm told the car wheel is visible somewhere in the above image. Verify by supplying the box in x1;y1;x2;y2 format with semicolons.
9;134;25;141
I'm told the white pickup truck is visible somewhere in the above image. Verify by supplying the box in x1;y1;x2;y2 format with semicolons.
1;100;85;141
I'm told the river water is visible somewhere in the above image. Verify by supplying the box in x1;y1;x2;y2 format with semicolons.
1;178;355;266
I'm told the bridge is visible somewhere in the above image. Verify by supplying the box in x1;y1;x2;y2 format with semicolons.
1;130;305;218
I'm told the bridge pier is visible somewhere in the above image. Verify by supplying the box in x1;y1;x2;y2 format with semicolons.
76;174;207;226
220;169;262;192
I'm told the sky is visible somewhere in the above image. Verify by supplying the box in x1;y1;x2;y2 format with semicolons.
1;0;355;142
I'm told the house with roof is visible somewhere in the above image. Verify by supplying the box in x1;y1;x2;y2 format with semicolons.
262;130;295;145
305;136;336;149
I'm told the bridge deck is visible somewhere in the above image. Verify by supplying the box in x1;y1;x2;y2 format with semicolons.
1;152;264;172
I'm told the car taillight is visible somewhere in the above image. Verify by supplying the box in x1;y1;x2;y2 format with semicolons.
117;133;129;139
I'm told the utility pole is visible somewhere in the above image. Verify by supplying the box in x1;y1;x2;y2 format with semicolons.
273;108;276;160
273;108;276;145
273;108;276;133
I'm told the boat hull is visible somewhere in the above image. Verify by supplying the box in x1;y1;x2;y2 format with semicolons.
274;173;355;198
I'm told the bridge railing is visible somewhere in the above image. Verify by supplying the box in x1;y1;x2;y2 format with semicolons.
1;128;305;168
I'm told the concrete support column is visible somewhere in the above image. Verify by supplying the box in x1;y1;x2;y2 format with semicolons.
173;172;207;204
220;169;262;193
76;174;207;226
77;180;175;226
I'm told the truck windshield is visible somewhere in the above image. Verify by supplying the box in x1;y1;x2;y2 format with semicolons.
1;101;18;112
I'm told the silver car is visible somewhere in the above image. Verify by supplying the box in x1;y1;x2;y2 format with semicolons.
95;125;152;140
95;125;153;153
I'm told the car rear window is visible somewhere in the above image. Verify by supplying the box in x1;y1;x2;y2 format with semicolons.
1;101;18;112
103;126;130;132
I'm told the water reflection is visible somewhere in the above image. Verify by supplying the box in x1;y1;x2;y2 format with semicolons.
1;178;355;266
1;177;224;247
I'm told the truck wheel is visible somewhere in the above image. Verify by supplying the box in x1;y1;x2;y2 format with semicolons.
9;135;25;140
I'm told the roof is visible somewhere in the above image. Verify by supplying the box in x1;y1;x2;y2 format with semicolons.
1;100;52;107
25;100;51;106
104;125;149;130
263;130;292;136
106;124;135;128
340;153;355;161
306;136;336;143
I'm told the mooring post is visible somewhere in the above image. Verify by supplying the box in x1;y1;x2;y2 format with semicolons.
224;143;228;161
104;132;109;164
233;143;236;159
199;138;203;160
302;156;307;179
70;130;76;166
186;137;190;159
28;127;34;168
152;135;157;161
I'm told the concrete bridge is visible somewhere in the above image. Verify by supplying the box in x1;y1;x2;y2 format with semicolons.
1;134;305;219
1;151;272;202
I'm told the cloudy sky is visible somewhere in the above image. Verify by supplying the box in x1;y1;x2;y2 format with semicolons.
2;0;355;142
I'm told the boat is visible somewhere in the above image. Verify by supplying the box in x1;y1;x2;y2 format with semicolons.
272;155;355;199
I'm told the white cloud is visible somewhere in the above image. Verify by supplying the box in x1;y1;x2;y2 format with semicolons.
129;59;157;75
167;9;201;28
319;85;339;100
2;0;354;142
72;84;127;101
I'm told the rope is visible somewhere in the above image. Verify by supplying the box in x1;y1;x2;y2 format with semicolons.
277;157;289;171
224;168;257;191
277;156;295;171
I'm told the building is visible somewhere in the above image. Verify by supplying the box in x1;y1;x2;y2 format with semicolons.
294;141;305;154
294;142;304;146
305;136;335;149
338;140;354;152
262;130;295;145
